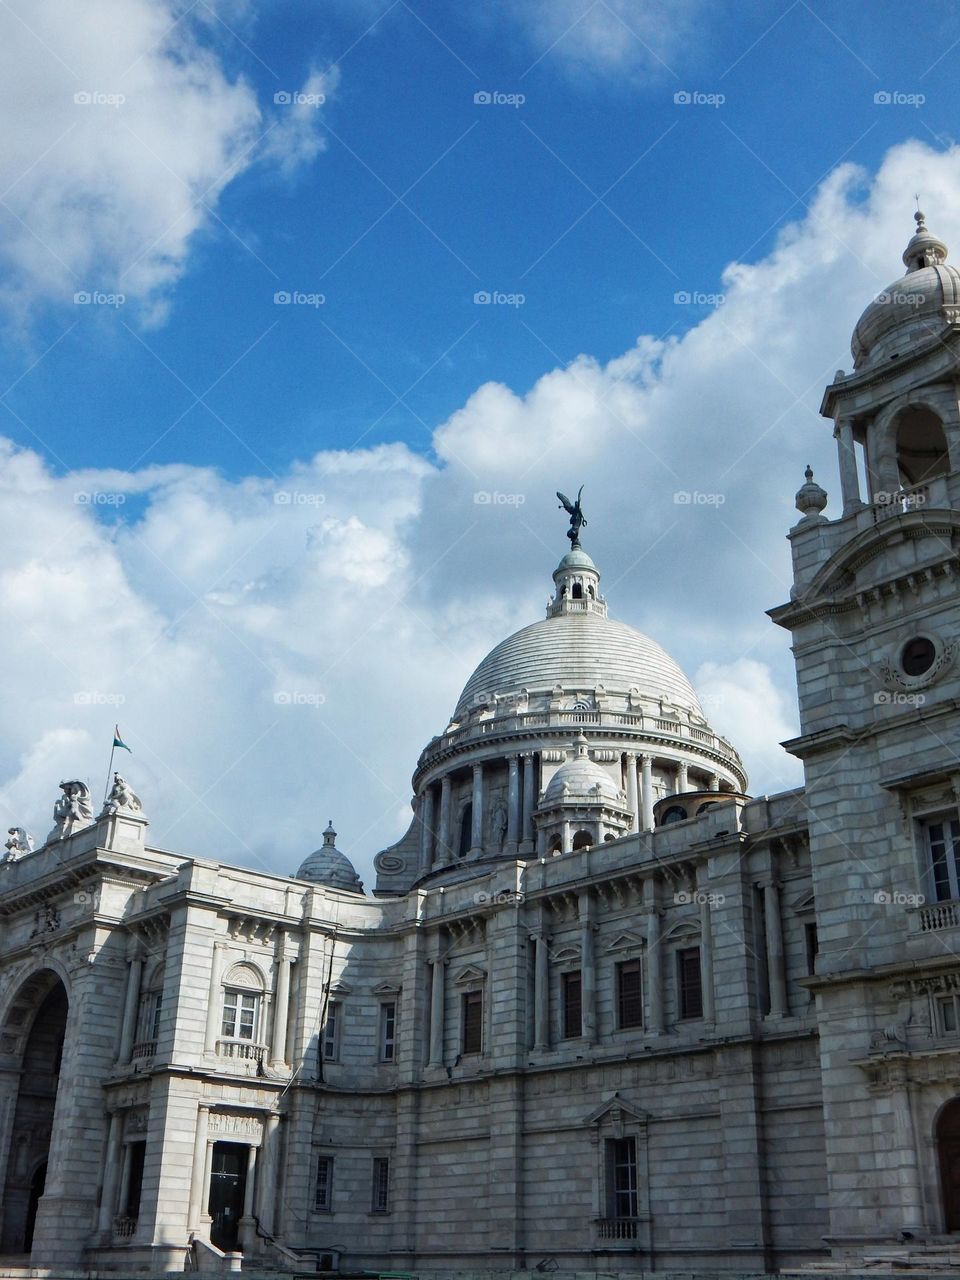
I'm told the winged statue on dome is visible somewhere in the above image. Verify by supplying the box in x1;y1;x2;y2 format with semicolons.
557;486;587;549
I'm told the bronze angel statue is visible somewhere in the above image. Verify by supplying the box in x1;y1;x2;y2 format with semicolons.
557;486;587;549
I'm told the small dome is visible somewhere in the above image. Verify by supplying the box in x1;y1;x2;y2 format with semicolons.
295;820;364;893
542;736;627;808
851;212;960;369
555;547;598;573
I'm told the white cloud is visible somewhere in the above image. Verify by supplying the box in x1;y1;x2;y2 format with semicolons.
0;0;333;319
2;138;959;883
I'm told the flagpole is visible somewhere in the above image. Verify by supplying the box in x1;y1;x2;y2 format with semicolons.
103;740;117;805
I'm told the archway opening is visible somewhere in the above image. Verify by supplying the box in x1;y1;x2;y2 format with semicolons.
572;829;594;851
0;976;68;1255
938;1098;960;1231
458;803;472;858
895;406;950;486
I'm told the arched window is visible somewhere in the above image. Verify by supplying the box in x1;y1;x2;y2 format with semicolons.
895;406;950;486
572;583;583;600
572;829;594;850
660;805;687;825
458;803;473;858
221;963;264;1044
547;835;562;854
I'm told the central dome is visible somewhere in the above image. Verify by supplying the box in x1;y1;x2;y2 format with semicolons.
454;611;703;720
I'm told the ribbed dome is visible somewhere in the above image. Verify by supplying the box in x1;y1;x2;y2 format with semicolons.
454;612;703;720
295;821;364;894
851;213;960;369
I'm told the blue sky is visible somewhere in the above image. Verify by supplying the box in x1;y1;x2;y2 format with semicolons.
2;0;960;878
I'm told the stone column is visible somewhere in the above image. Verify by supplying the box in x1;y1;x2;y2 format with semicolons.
200;1138;214;1231
506;756;521;855
117;951;143;1062
98;1112;123;1232
520;753;536;854
708;773;720;791
204;941;227;1052
699;875;715;1023
835;418;863;514
418;786;435;872
117;1142;133;1219
532;933;550;1051
428;957;446;1067
579;892;596;1043
470;762;484;855
271;936;292;1068
239;1144;258;1251
188;1105;210;1231
624;752;639;833
675;761;688;794
890;1070;926;1231
640;755;655;831
561;818;572;854
646;884;664;1035
763;880;787;1017
437;776;452;864
257;1115;280;1235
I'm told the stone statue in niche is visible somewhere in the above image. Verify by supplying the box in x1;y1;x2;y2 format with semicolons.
490;799;508;851
47;780;93;842
102;773;143;817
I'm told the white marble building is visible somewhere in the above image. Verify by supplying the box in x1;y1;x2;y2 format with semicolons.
3;212;960;1275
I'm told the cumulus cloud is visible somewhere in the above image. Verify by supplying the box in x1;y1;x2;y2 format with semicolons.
0;0;333;319
2;138;959;882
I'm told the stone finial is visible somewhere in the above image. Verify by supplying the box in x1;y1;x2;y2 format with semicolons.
795;465;828;521
3;827;35;860
902;209;948;272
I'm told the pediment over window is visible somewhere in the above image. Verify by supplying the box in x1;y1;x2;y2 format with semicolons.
605;930;645;952
792;892;816;915
663;920;700;942
224;962;265;990
372;981;401;995
551;945;581;963
583;1091;649;1129
326;980;353;996
452;964;487;986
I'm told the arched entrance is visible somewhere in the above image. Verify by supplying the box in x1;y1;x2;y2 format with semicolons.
0;974;68;1255
938;1098;960;1231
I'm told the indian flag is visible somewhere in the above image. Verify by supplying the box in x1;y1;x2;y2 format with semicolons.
114;726;132;753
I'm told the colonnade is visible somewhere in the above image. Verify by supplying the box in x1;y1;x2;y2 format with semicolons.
416;750;727;871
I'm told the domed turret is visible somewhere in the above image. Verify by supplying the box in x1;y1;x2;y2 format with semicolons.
296;820;364;894
852;211;960;370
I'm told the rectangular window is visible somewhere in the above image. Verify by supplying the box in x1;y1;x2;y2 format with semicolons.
925;815;960;902
125;1141;146;1219
221;990;259;1040
322;1001;341;1061
616;959;643;1029
677;947;703;1020
150;990;163;1041
379;1002;396;1062
937;994;960;1035
609;1137;638;1219
371;1157;390;1213
804;921;819;977
462;990;483;1055
561;970;582;1039
315;1155;333;1211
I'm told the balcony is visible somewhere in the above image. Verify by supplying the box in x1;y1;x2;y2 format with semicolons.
112;1215;137;1240
917;901;960;932
131;1039;156;1059
596;1217;641;1241
216;1038;266;1068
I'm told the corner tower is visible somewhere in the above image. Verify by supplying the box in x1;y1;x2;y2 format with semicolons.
771;212;960;1249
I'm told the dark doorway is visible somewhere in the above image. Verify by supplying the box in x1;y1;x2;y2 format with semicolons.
458;803;472;858
0;976;68;1254
208;1142;247;1251
939;1099;960;1231
24;1162;46;1252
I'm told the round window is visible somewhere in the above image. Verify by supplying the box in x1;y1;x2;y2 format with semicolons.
900;636;936;677
660;805;687;825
